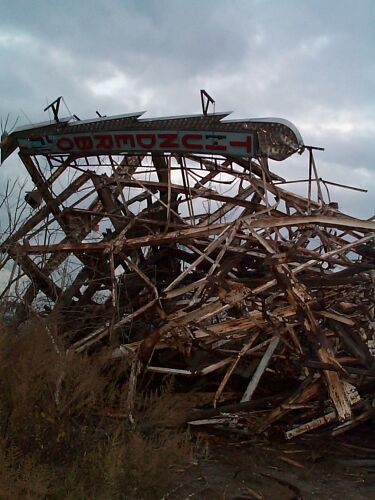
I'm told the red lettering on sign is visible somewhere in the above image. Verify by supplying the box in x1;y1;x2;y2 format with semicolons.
159;133;179;149
56;137;74;151
74;136;94;150
95;135;114;149
229;135;252;153
136;134;156;149
114;134;135;148
182;134;203;149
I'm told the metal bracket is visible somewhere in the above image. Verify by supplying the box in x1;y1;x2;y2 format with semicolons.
44;96;63;122
200;89;215;116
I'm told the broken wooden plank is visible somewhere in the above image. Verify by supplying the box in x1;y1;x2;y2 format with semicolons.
241;336;280;403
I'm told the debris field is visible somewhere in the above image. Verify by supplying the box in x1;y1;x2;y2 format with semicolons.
1;98;375;440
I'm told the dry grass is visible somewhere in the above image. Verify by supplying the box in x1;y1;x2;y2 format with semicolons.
0;317;194;499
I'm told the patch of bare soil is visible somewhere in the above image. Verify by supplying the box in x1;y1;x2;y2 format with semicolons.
165;427;375;500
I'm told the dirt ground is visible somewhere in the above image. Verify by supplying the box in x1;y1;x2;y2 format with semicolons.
165;426;375;499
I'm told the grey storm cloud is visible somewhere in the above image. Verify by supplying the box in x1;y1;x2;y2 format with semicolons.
0;0;374;217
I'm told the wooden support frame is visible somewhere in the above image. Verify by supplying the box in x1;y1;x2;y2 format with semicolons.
1;127;374;441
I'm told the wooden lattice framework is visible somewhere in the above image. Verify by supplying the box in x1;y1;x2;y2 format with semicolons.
1;105;375;437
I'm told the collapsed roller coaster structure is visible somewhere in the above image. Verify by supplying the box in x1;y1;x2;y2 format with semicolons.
1;94;375;437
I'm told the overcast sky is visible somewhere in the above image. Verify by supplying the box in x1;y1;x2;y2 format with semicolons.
1;0;374;217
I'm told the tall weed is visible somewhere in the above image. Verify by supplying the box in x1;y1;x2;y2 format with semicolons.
0;318;193;499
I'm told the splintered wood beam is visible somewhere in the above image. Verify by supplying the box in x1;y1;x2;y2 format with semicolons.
241;336;280;402
19;153;63;220
25;155;77;208
9;246;62;301
197;184;255;226
20;196;104;307
214;332;260;406
92;176;262;211
331;406;375;436
257;378;322;433
164;225;232;292
285;411;337;439
272;263;352;421
92;175;127;231
189;153;284;182
18;218;375;254
0;172;91;250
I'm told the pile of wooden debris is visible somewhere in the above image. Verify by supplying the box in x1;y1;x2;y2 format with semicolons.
1;105;374;439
